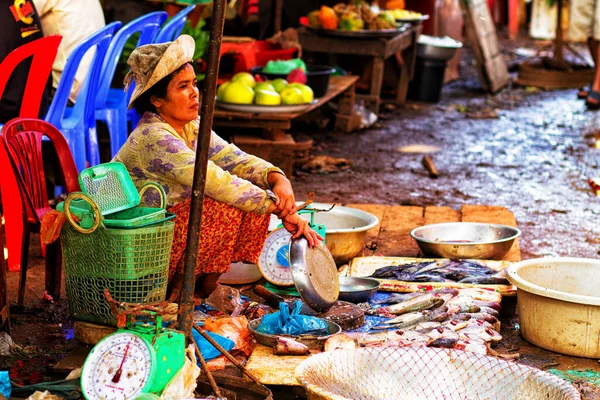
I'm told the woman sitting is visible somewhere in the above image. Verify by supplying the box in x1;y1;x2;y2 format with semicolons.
113;34;322;297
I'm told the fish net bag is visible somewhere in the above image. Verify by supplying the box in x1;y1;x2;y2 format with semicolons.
295;347;580;400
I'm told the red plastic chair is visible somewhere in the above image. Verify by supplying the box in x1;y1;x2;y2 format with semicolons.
0;36;62;275
1;118;80;306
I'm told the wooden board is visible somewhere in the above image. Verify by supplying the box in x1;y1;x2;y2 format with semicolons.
245;344;314;386
460;0;509;93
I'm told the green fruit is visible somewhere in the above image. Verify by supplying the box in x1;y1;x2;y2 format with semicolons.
222;81;255;104
254;82;276;92
231;72;256;88
288;83;314;103
217;81;230;101
271;78;288;93
279;87;304;105
255;89;281;105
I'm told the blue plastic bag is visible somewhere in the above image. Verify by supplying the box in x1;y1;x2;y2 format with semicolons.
0;371;11;399
256;300;328;335
191;328;235;363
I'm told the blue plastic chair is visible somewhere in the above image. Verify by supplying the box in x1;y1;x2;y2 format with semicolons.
155;5;196;43
45;21;122;172
95;11;168;158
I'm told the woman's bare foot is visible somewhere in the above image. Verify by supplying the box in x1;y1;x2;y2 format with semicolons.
167;272;183;302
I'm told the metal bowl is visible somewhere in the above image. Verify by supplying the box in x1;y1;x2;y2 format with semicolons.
338;277;380;303
410;222;521;260
269;203;379;266
247;317;341;349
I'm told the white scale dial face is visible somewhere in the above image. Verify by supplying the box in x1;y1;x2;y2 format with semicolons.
82;332;152;400
258;228;294;286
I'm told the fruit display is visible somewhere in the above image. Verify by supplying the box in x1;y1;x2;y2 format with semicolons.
388;9;423;20
217;71;314;106
306;2;399;31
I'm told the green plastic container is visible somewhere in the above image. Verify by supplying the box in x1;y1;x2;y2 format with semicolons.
61;220;174;325
78;162;170;229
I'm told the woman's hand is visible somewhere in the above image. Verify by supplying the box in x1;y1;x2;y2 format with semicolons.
281;213;324;248
268;172;297;218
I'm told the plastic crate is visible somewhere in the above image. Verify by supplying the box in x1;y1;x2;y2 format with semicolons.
254;40;297;67
78;162;170;229
61;220;174;325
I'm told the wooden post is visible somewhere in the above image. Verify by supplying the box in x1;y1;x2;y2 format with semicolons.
274;0;283;34
177;0;227;336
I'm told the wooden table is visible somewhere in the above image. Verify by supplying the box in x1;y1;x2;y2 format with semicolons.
298;25;421;115
215;76;361;176
244;203;521;387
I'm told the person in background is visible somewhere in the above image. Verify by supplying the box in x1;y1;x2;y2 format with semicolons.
32;0;106;104
102;0;163;25
570;0;600;109
113;35;323;298
0;0;50;122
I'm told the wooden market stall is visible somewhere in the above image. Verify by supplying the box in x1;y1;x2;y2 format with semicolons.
298;24;421;115
214;75;360;176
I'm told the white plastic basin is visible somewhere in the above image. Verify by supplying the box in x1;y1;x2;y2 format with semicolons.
507;257;600;358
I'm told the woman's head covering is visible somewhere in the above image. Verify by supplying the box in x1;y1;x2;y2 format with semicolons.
124;34;195;109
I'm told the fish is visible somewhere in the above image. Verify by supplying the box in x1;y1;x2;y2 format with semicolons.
454;341;488;355
429;337;459;348
380;311;428;327
459;326;503;346
324;334;357;352
382;294;444;315
478;306;500;318
459;269;509;285
456;288;502;303
273;337;310;356
372;292;425;305
462;312;498;325
370;260;509;285
472;300;502;311
442;320;469;331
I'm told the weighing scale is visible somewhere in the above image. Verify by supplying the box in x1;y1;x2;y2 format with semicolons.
257;207;327;288
81;315;185;400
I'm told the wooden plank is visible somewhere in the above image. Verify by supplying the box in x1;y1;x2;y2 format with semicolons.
377;205;423;257
345;204;387;256
485;55;511;93
461;205;521;262
424;206;460;225
245;344;312;386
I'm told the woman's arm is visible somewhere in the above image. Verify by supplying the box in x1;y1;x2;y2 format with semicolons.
139;126;278;214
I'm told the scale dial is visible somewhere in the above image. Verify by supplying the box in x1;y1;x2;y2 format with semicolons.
81;332;153;400
257;228;294;286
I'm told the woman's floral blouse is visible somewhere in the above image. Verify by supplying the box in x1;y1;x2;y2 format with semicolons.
113;112;284;214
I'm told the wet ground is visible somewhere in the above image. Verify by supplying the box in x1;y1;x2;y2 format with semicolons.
3;30;600;398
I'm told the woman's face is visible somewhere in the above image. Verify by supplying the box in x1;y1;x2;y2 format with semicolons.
151;64;199;130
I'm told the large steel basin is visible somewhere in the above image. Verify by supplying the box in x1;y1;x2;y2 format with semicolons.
269;203;379;265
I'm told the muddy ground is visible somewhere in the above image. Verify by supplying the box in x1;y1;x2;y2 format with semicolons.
3;30;600;398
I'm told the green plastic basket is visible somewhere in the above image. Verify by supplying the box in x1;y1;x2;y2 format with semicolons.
78;162;170;229
61;220;175;325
